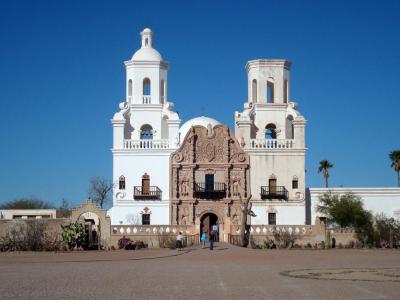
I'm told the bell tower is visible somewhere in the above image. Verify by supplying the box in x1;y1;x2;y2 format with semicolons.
235;59;307;225
125;28;168;106
109;29;180;225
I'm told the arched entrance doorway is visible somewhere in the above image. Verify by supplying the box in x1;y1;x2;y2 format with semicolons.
200;212;219;241
79;212;100;250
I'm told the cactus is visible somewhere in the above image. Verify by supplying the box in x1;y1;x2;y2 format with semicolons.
61;222;86;250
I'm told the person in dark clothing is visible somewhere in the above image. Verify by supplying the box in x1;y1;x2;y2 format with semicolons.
209;231;214;250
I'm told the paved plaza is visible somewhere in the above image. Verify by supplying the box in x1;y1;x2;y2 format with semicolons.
0;244;399;299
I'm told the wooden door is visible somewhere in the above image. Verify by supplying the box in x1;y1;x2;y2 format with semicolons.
205;174;214;192
142;173;150;195
269;178;277;194
202;215;210;239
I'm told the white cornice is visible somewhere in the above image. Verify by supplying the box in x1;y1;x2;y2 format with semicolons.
124;60;169;69
246;59;291;72
112;149;177;155
244;149;306;155
309;187;400;196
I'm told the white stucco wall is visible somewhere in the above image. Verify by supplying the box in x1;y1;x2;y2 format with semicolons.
248;151;306;201
109;151;172;224
309;188;400;224
251;202;305;225
107;203;169;225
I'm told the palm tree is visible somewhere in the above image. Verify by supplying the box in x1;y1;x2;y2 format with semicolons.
389;150;400;187
318;160;334;188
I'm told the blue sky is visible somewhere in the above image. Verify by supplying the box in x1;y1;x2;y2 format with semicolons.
0;0;399;207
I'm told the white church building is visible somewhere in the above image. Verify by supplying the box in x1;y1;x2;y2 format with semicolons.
107;29;400;231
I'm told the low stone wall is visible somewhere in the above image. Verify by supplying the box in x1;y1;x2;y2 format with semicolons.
229;224;356;247
110;224;198;248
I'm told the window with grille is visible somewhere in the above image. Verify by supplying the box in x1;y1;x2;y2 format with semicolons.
268;213;276;225
142;214;150;225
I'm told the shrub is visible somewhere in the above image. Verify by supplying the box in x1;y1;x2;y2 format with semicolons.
263;238;276;249
374;214;400;248
61;222;86;250
319;241;325;249
273;231;299;249
346;240;355;248
118;236;133;250
0;221;62;251
158;233;176;249
380;240;390;248
135;240;147;249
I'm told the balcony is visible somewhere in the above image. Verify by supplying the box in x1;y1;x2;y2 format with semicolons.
143;96;151;104
134;186;162;200
261;186;288;200
194;182;226;200
123;139;171;149
246;139;295;149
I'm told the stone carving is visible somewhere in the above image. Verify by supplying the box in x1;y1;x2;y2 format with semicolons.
180;181;189;197
205;142;215;162
170;124;249;225
294;191;304;200
172;125;248;165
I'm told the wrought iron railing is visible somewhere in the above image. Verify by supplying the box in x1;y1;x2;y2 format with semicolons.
194;182;226;199
134;186;162;200
261;186;288;200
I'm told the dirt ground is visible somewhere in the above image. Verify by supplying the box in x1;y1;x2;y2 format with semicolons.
0;244;399;299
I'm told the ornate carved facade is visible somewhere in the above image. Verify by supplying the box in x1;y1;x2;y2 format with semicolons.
170;125;250;225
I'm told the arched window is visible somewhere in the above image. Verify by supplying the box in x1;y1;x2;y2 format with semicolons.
267;81;274;103
283;79;288;103
265;123;277;139
286;115;294;139
143;78;151;95
128;79;132;97
252;79;257;103
140;124;153;140
160;79;165;103
119;176;126;190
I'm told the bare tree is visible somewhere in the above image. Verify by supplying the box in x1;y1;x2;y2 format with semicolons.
88;177;113;208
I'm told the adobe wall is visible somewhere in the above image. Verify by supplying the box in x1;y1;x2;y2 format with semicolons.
0;218;71;240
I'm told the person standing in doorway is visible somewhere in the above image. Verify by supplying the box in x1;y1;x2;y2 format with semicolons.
212;224;218;242
201;231;207;249
209;230;214;250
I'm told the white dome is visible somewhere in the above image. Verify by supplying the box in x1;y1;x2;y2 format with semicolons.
132;47;162;61
131;28;163;61
179;116;221;141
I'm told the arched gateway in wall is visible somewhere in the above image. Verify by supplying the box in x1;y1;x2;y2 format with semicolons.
170;124;250;241
71;199;111;249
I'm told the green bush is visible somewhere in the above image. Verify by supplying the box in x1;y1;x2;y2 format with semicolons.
61;222;86;250
263;238;276;249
